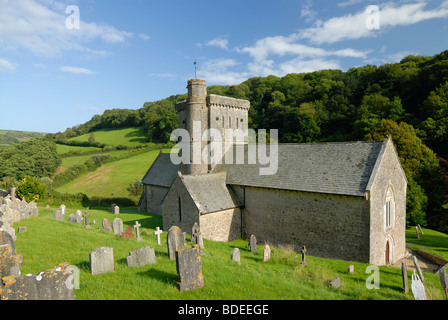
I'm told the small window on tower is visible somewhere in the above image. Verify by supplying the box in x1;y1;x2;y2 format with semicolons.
229;117;232;128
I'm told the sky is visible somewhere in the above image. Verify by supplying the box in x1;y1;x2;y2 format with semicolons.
0;0;447;134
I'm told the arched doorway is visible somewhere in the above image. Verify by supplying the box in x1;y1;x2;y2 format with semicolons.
385;237;394;265
385;241;390;265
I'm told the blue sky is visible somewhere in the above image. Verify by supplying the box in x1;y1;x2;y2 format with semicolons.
1;0;447;133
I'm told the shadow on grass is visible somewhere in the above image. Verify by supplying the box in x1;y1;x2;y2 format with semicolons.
137;268;178;288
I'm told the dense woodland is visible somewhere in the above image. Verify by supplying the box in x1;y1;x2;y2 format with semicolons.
2;50;448;231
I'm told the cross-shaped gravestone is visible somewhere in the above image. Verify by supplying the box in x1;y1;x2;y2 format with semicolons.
83;212;90;228
154;227;163;246
134;221;142;241
0;244;23;278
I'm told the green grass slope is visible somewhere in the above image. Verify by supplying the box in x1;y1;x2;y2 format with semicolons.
68;127;148;147
13;208;445;300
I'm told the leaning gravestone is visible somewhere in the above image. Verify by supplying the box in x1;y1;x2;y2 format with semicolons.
0;262;75;300
55;210;63;222
90;247;114;275
411;271;426;300
167;226;185;260
249;235;257;253
102;218;112;232
231;248;240;265
126;246;156;268
112;218;124;235
176;245;204;292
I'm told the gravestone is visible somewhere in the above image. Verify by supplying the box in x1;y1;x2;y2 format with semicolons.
0;262;75;300
411;271;426;300
412;255;425;282
154;227;163;246
348;265;354;274
126;246;156;267
249;235;257;253
402;260;409;293
68;214;75;224
439;266;448;300
176;245;204;292
55;210;63;222
195;232;205;253
167;226;185;260
231;248;240;265
263;245;271;262
301;245;307;266
102;218;111;232
418;224;424;235
114;206;120;215
191;222;200;242
121;226;134;239
0;230;20;276
109;203;117;212
59;205;66;216
134;221;142;241
83;213;90;228
415;226;420;239
18;227;26;234
112;218;123;235
29;202;38;216
329;277;341;289
90;247;114;275
75;211;83;223
0;244;23;278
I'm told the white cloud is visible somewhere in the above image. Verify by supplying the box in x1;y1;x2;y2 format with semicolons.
0;0;133;56
149;72;177;79
300;1;448;44
205;37;229;50
337;0;367;8
301;0;318;23
199;59;250;85
60;66;97;75
139;33;151;41
0;58;18;72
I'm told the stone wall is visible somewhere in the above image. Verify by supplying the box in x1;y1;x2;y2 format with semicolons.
233;185;371;263
144;185;169;216
367;139;407;265
199;208;242;242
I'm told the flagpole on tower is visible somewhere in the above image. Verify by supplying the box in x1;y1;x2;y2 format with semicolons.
194;59;197;80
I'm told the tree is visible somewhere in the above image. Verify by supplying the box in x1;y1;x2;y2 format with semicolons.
16;176;46;202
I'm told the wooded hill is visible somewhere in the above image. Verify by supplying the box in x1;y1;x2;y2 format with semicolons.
2;50;448;232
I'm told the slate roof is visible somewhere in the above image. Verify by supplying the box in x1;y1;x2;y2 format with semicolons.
141;151;179;188
212;141;386;197
180;172;243;214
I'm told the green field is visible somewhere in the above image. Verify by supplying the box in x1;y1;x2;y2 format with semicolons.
13;207;446;300
69;127;148;147
57;144;103;156
55;149;163;198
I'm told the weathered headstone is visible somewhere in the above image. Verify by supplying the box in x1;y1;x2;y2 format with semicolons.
176;245;204;292
18;226;26;234
263;245;271;262
112;218;124;235
59;204;66;216
418;224;424;235
415;226;420;239
68;214;75;224
249;235;257;253
55;210;63;222
109;203;117;212
439;266;448;300
102;218;111;232
83;212;90;228
412;255;425;282
154;227;163;246
114;206;120;215
29;202;38;216
167;226;185;260
195;232;205;252
191;222;200;242
121;226;134;239
90;247;114;275
0;244;23;278
0;262;75;300
134;221;142;241
0;230;20;276
348;265;354;274
231;248;240;265
126;246;156;267
301;245;307;266
402;260;409;293
329;277;341;289
411;271;426;300
75;211;83;223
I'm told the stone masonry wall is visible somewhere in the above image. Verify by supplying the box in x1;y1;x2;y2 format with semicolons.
199;208;241;242
233;186;371;263
145;185;169;216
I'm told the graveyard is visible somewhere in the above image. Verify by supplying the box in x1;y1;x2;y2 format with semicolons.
4;204;446;300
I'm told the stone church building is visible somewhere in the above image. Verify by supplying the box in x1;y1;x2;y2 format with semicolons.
139;79;407;266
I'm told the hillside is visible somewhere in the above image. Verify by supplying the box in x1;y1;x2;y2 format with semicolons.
0;129;46;147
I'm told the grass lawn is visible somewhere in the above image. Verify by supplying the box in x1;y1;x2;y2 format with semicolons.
69;127;148;147
406;227;448;261
13;208;446;300
55;149;163;198
57;144;102;156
